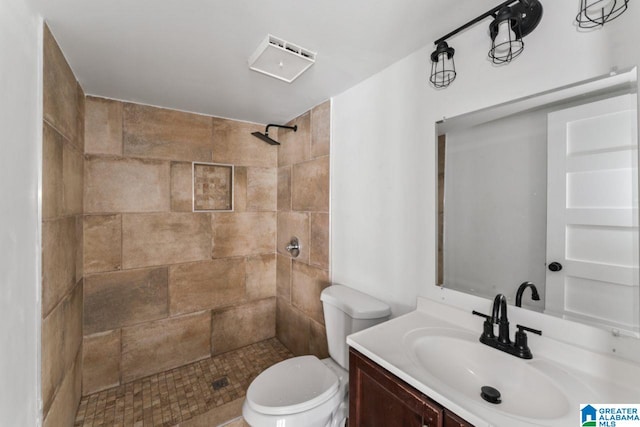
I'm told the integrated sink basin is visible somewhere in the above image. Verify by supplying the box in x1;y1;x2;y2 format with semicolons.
403;327;570;420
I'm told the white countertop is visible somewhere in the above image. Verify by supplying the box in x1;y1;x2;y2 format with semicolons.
347;297;640;427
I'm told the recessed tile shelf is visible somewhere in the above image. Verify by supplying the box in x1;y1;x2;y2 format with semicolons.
193;162;234;212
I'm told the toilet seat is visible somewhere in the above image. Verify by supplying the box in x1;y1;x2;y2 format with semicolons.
246;355;339;415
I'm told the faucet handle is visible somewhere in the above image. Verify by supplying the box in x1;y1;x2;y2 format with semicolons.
516;324;542;336
472;310;491;320
473;311;495;340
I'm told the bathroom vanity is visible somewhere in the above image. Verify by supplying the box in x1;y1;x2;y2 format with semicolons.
347;296;640;427
349;348;472;426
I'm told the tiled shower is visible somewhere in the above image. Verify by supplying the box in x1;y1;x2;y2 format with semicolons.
41;25;331;426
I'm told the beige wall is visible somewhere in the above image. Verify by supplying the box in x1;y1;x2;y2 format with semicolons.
276;101;331;357
81;99;278;393
41;24;85;427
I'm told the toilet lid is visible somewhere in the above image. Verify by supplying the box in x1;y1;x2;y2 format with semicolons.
246;355;340;415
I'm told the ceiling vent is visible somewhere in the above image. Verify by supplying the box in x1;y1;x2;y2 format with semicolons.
248;35;316;83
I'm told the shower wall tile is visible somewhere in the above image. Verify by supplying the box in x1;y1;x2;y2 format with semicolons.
121;311;211;382
278;111;310;167
43;25;78;143
246;254;277;300
123;103;213;161
42;283;82;415
276;298;309;356
84;96;123;155
42;216;78;316
311;101;331;158
310;213;329;269
122;213;211;268
170;161;193;212
83;214;121;274
233;166;248;212
277;211;309;262
291;156;330;212
42;123;64;220
291;261;330;324
76;84;85;153
211;212;276;258
247;167;277;211
276;254;292;303
309;320;329;359
211;117;277;167
193;163;233;211
43;350;82;427
168;259;246;315
76;217;84;281
84;156;170;213
63;142;84;215
84;267;169;334
82;330;121;394
277;166;291;211
211;298;276;355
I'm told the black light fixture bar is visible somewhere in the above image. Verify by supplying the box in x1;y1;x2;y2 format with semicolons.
434;0;517;46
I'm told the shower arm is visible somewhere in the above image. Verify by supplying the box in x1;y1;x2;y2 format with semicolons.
265;123;298;136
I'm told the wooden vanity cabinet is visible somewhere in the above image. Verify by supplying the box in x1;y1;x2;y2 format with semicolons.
349;348;473;427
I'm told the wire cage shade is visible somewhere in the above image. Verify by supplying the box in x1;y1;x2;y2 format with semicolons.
488;9;525;64
576;0;629;28
430;42;456;88
430;55;456;88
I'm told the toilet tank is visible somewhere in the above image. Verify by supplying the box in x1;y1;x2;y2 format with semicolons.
320;285;391;370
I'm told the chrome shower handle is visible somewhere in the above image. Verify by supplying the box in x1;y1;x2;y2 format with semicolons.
286;237;300;258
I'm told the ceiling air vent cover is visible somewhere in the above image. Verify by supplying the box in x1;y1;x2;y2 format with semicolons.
248;35;316;83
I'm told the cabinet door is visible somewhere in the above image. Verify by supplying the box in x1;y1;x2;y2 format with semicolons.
349;349;442;427
444;410;473;427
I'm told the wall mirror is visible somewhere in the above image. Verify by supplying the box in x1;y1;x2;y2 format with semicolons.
436;68;640;336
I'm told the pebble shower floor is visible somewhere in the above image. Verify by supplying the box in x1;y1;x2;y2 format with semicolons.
74;338;293;426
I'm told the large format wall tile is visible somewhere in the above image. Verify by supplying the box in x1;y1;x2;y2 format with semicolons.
211;298;276;355
42;216;78;316
276;299;309;356
211;212;276;258
277;211;309;262
43;350;81;427
83;215;121;274
311;101;330;158
292;156;329;212
310;213;329;269
85;97;123;155
62;143;84;215
233;166;248;212
291;261;329;324
246;254;276;300
276;254;291;303
42;283;82;415
122;213;212;268
277;166;291;212
278;112;310;167
43;25;78;143
82;330;121;395
84;268;169;334
309;320;329;359
247;167;277;211
85;156;170;213
42;123;63;220
212;118;277;167
121;311;211;382
170;162;192;212
169;259;245;315
124;103;213;161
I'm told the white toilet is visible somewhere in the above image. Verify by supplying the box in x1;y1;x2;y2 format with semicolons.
242;285;391;427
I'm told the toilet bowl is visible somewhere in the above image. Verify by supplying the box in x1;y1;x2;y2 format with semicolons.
242;285;390;427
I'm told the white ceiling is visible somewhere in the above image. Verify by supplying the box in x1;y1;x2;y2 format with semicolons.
32;0;496;124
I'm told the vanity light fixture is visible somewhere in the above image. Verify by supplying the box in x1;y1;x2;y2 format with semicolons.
576;0;629;28
429;0;543;88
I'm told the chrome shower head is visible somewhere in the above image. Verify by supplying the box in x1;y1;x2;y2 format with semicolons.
251;123;298;145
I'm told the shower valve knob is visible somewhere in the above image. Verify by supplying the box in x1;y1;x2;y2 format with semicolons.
286;237;300;258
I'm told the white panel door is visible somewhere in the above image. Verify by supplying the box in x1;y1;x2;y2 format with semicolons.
546;94;639;334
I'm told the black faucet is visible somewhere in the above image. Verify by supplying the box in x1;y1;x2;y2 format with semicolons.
472;293;542;359
515;281;540;307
